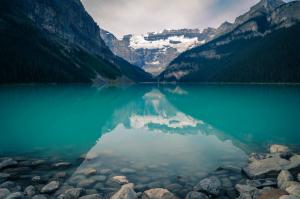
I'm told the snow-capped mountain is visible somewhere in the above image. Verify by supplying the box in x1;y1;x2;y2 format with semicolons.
100;28;216;75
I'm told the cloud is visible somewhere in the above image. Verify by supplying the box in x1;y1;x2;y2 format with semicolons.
81;0;288;38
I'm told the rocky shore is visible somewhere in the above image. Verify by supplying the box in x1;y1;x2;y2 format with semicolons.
0;144;300;199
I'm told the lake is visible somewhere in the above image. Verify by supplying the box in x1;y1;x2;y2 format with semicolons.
0;84;300;197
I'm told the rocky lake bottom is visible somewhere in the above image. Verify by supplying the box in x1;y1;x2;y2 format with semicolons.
0;144;300;199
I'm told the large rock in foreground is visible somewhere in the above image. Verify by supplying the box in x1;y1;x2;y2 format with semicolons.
111;183;137;199
243;155;300;179
142;188;178;199
193;176;222;196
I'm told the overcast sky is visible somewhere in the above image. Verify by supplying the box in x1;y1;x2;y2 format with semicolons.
81;0;291;38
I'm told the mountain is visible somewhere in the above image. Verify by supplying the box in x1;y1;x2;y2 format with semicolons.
100;28;217;75
159;0;300;82
0;0;152;84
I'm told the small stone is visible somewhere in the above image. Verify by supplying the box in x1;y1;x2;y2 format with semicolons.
120;168;136;174
165;184;183;193
31;160;46;167
270;145;290;154
142;188;178;199
0;159;17;170
5;192;23;199
64;188;85;199
285;182;300;197
279;195;300;199
297;173;300;182
111;183;137;199
79;168;97;176
32;194;48;199
41;181;60;193
278;170;294;190
0;173;10;183
78;194;102;199
185;191;209;199
98;169;112;175
235;184;257;194
54;172;67;179
52;162;71;168
85;189;97;195
0;181;16;189
32;176;42;183
24;185;36;197
112;176;129;185
0;188;10;199
146;182;162;189
90;175;106;182
194;176;222;196
77;179;96;188
256;189;287;199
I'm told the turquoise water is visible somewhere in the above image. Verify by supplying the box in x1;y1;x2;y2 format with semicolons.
0;84;300;190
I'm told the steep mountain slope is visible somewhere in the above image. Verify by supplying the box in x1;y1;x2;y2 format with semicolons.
159;1;300;82
100;28;217;75
0;0;152;83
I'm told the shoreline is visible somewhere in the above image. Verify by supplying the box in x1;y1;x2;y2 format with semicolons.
0;144;300;199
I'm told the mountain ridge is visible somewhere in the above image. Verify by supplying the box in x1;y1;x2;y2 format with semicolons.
0;0;152;84
158;0;300;82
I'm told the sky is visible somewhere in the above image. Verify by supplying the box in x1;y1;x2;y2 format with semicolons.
81;0;291;38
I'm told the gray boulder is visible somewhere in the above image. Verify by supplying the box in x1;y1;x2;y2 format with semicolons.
111;183;137;199
142;188;178;199
41;181;60;193
194;176;222;196
185;191;209;199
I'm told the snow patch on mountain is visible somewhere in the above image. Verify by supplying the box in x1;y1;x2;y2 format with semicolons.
129;35;204;53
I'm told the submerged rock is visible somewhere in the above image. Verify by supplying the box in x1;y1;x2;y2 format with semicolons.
77;179;96;188
24;185;36;197
112;176;129;185
0;159;17;170
142;188;178;199
63;188;85;199
0;173;10;183
32;195;48;199
52;162;71;168
120;168;136;175
111;183;137;199
98;169;112;175
297;173;300;182
41;181;60;193
5;192;23;199
193;176;222;196
78;194;102;199
185;191;209;199
0;188;10;199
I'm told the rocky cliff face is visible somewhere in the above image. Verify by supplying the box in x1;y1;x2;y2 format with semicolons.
0;0;152;83
100;28;217;75
159;0;300;82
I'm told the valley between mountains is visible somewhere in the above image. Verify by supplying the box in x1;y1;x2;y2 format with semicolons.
0;0;300;84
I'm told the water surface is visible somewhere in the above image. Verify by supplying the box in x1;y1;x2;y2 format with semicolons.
0;84;300;192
